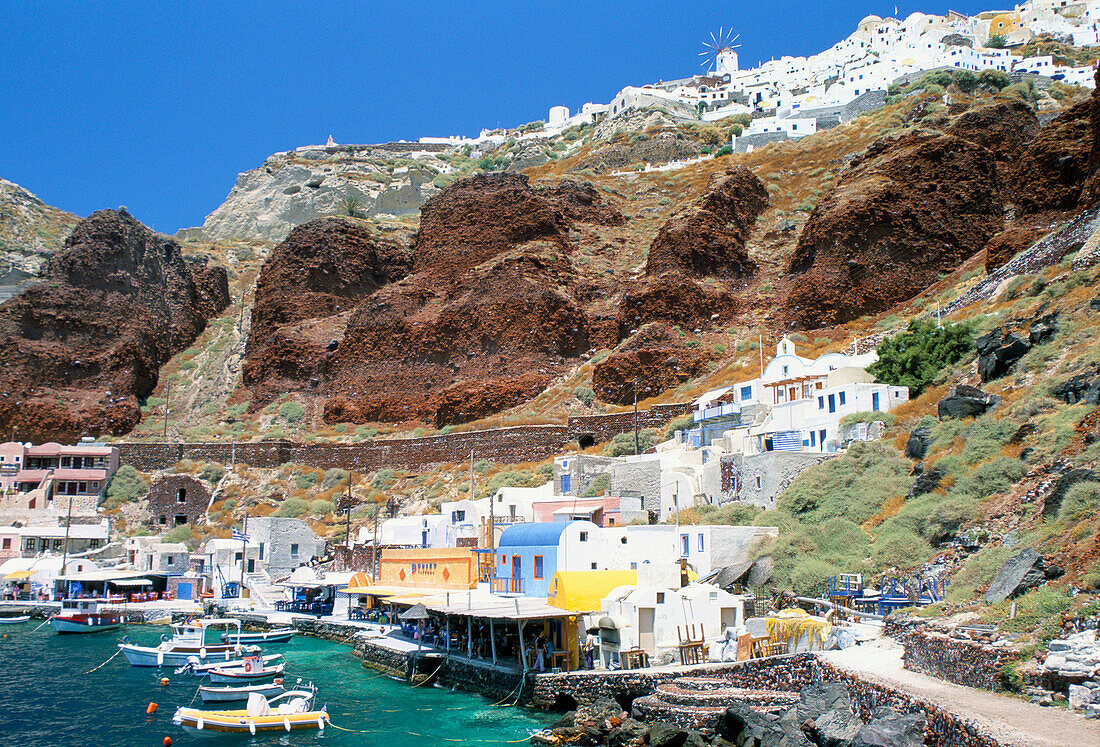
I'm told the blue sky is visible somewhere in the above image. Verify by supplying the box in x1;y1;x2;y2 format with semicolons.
1;1;990;234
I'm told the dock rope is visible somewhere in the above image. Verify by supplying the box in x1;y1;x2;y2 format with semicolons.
32;617;52;632
408;662;444;688
83;647;121;675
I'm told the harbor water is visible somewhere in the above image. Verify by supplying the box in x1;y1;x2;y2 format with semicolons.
0;620;549;745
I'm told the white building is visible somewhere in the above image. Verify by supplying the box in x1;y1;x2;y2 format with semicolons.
597;582;750;665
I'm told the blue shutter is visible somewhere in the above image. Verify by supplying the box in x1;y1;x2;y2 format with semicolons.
561;474;571;493
771;431;802;451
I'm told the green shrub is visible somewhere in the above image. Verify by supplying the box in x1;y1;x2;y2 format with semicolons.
322;468;349;489
278;401;304;423
309;499;336;515
986;34;1007;49
839;411;896;428
789;558;841;597
163;523;193;546
960;417;1017;464
1058;482;1100;524
664;415;694;440
603;429;660;457
872;531;932;571
372;468;397;489
273;497;310;518
779;442;913;524
574;387;596;406
951;458;1026;500
713;145;732;157
581;473;611;498
949;545;1012;602
294;474;318;490
868;318;974;396
199;463;225;484
104;466;150;509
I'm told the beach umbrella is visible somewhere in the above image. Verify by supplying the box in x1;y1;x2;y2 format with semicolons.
400;603;429;621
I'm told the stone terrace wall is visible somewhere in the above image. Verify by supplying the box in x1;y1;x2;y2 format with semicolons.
567;403;689;443
901;627;1019;692
533;655;1000;747
118;405;690;472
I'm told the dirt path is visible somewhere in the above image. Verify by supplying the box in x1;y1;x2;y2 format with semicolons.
819;640;1100;747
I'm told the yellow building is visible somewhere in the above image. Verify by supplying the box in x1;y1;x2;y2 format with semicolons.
988;12;1021;36
547;570;638;612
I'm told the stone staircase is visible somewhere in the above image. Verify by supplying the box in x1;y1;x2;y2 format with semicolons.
244;571;286;608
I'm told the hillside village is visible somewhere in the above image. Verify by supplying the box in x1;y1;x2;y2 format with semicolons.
8;2;1100;744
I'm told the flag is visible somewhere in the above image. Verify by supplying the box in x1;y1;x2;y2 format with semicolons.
232;529;250;542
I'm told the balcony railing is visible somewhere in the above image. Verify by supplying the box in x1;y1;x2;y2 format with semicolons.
489;577;523;594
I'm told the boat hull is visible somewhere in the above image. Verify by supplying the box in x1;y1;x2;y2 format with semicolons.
120;643;245;668
51;616;121;634
199;683;285;704
0;616;30;624
174;707;328;735
222;628;295;644
208;664;285;684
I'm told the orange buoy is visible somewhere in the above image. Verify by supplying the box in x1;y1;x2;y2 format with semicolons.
159;677;169;686
163;738;172;746
146;702;158;715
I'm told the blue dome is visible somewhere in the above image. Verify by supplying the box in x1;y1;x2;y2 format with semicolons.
498;522;572;548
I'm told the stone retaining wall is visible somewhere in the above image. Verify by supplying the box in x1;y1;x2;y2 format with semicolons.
117;405;690;472
532;655;1001;747
901;627;1018;692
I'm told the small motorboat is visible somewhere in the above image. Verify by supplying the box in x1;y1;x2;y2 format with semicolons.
199;679;286;704
173;687;328;735
50;599;121;634
0;615;31;624
221;627;296;645
176;652;282;677
119;618;250;667
207;655;285;684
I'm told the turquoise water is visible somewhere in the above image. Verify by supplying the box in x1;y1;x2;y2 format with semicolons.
0;620;549;745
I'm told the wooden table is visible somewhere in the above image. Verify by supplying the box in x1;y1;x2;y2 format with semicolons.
619;648;649;670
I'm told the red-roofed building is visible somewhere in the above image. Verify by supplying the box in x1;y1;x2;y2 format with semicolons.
0;441;119;515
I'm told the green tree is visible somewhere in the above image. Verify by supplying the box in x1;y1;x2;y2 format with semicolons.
986;34;1007;49
867;318;974;396
104;466;150;509
342;193;365;218
978;69;1011;90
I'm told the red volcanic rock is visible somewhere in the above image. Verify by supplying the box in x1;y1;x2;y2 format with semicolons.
243;217;409;391
1079;65;1100;206
984;225;1045;273
247;173;623;426
592;324;718;405
1009;97;1093;214
0;209;229;441
946;97;1039;162
645;167;768;277
412;172;621;276
616;275;741;339
785;132;1003;329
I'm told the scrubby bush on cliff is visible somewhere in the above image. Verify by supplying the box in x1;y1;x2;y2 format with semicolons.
779;442;914;524
273;497;310;517
278;401;304;424
1058;482;1100;524
309;498;336;515
581;473;611;498
199;463;224;484
163;523;194;546
868;318;974;396
603;429;660;457
105;466;149;509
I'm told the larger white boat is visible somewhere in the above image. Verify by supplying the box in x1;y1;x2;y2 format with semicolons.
119;618;250;667
50;599;121;634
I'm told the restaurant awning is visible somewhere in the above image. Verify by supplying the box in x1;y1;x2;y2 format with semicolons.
108;578;153;587
547;570;636;612
2;570;32;580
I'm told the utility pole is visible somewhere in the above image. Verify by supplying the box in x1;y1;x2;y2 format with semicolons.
344;478;353;552
162;380;171;439
633;378;640;456
238;511;248;598
58;490;74;600
372;508;380;582
758;332;764;378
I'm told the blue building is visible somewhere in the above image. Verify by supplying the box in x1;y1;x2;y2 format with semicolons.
494;520;601;598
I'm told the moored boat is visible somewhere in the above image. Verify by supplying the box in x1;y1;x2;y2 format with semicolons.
207;655;285;684
50;599;121;634
177;652;282;677
119;618;249;667
0;615;31;624
198;680;286;704
220;627;295;645
173;687;327;735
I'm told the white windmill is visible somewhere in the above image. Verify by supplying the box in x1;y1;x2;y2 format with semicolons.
700;27;741;74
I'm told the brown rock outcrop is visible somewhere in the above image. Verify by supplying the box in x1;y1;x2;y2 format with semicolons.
616;276;741;339
592;324;718;405
1009;97;1093;214
0;209;229;441
246;173;624;426
785;132;1003;328
984;225;1045;273
645;167;768;278
946;97;1039;162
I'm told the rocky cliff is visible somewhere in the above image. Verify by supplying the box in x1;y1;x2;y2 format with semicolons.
0;177;80;277
197;145;447;242
0;209;229;441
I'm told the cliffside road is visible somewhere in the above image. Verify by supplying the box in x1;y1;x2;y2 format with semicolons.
820;641;1100;747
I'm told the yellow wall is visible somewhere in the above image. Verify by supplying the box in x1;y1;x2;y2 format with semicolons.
547;570;637;612
989;13;1021;34
379;548;477;589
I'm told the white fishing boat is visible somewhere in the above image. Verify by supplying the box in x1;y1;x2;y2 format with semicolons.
0;615;30;624
198;680;286;704
119;618;250;667
220;627;295;645
207;655;285;684
173;686;327;736
177;652;282;676
50;599;121;634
